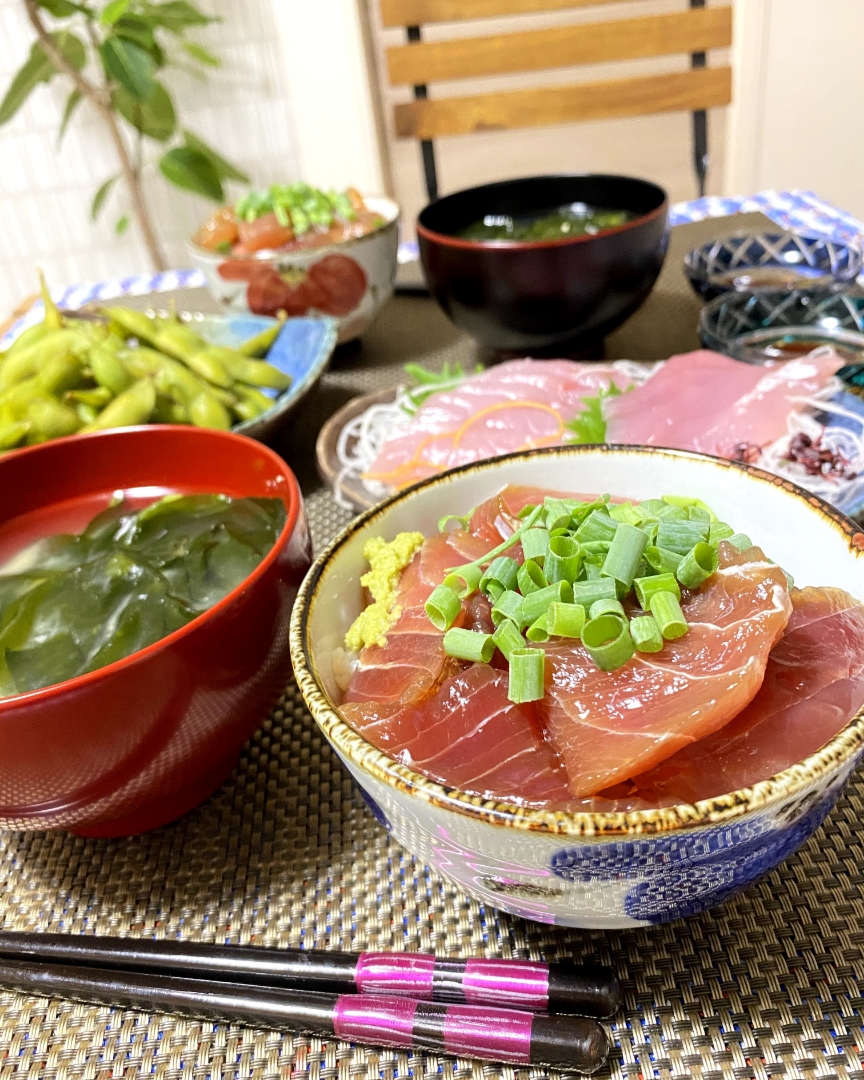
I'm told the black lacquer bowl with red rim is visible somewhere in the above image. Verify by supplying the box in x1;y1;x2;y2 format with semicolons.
417;174;669;356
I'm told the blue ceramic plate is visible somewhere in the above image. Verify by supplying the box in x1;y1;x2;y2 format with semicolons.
155;311;338;442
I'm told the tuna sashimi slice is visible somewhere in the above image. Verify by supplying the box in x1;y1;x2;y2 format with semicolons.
344;531;486;707
630;586;864;805
542;542;791;797
604;349;842;457
341;664;573;806
365;359;634;489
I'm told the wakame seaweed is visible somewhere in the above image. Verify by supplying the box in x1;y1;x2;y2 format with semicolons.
0;493;285;696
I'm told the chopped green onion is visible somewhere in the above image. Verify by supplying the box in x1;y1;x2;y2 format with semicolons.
549;527;570;538
638;499;667;518
580;540;612;555
601;521;648;590
634;572;680;608
784;569;794;589
425;585;462;631
544;499;574;532
526;613;550;642
676;542;719;589
438;511;472;532
480;556;519;599
570;495;610;523
491;590;525;629
521;528;550;564
583;560;603;580
728;532;753;552
443;628;495;663
571;578;617;607
630;614;664;653
545;535;582;584
708;521;735;544
575;509;618;544
492;619;525;662
608;502;644;526
446;503;543;576
655;503;687;520
442;564;483;598
546;602;586;638
648;590;688;640
686;505;712;523
522;581;570;626
508;648;546;703
581;613;634;672
645;545;683;574
662;494;717;522
657;518;709;555
518;502;539;519
517;559;547;595
589;598;625;620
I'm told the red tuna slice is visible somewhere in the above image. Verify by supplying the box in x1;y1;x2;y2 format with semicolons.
341;664;573;806
630;586;864;805
542;543;792;797
604;349;842;457
364;359;633;489
344;531;488;707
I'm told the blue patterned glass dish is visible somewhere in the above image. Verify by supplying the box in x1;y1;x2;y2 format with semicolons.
684;231;863;301
698;288;864;366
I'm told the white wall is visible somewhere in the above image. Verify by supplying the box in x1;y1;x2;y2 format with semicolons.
0;0;302;305
726;0;864;218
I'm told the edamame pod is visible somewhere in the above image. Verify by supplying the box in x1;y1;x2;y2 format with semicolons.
0;377;42;419
153;394;189;424
0;330;79;390
4;322;49;358
80;378;156;432
153;323;208;365
38;268;63;330
233;384;273;421
36;352;84;396
181;349;233;389
27;397;81;442
67;386;113;408
102;307;160;345
74;402;98;425
238;320;283;357
198;345;290;391
189;391;232;430
0;419;29;449
90;343;135;394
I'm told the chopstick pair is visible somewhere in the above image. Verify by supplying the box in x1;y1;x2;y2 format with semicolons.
0;933;620;1073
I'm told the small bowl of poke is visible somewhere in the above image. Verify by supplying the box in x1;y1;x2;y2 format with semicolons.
292;445;864;927
0;424;311;838
416;173;669;354
189;183;400;344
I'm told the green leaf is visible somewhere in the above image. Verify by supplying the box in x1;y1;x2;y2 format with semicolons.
116;215;130;235
182;129;248;183
565;383;626;445
140;1;216;33
100;36;155;101
38;0;87;15
0;47;53;127
401;360;483;415
58;87;82;143
114;81;175;140
51;30;87;70
101;0;130;23
181;41;219;66
113;14;163;64
159;146;223;201
91;174;120;219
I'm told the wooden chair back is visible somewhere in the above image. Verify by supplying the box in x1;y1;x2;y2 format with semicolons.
379;0;732;200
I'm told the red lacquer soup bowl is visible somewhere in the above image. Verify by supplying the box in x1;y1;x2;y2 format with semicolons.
0;426;310;837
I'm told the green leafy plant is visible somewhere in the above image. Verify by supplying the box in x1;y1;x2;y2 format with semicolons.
0;0;250;270
565;382;626;445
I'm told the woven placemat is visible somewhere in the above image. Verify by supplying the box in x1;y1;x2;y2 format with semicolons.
5;214;863;1080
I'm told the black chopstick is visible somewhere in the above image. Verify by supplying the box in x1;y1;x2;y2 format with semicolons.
0;958;610;1073
0;932;620;1018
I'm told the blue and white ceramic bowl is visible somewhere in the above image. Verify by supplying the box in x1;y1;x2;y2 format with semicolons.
290;446;864;928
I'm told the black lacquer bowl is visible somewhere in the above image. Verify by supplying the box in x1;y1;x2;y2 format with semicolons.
416;174;669;354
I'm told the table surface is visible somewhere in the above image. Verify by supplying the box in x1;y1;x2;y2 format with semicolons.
3;212;864;1080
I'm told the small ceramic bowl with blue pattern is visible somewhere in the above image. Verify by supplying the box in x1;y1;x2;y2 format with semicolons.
684;231;862;302
291;445;864;928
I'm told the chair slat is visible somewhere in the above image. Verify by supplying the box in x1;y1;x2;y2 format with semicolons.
380;0;649;28
393;66;731;139
387;7;731;86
